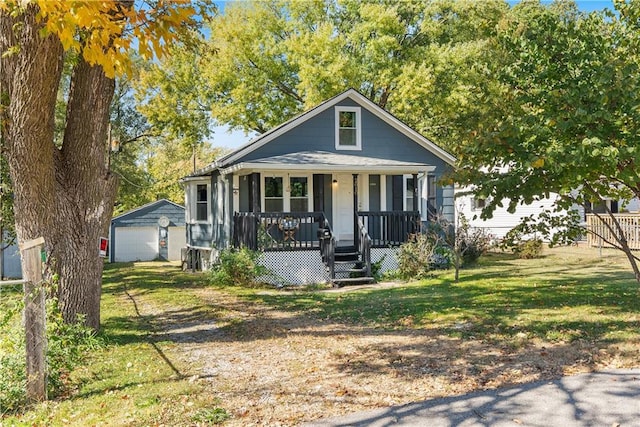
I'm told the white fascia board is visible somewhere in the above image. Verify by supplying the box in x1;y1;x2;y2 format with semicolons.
220;162;435;176
180;176;212;184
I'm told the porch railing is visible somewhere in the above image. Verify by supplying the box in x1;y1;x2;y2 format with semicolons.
358;211;421;247
233;211;327;251
586;213;640;250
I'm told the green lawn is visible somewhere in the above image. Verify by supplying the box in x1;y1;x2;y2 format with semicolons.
1;246;639;425
241;249;640;345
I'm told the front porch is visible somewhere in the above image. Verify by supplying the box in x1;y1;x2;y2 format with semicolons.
232;210;422;251
223;153;446;285
233;210;420;286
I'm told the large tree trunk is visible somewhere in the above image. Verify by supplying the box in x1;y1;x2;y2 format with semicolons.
1;5;117;331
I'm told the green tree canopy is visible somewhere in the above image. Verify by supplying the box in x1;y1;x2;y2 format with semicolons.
453;0;640;281
139;0;508;151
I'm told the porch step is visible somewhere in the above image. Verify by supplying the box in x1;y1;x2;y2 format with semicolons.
332;276;375;286
335;253;359;262
335;245;357;252
333;259;361;266
334;266;368;273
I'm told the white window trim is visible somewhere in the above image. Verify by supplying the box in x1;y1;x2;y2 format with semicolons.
335;106;362;151
418;175;427;221
190;181;211;224
261;174;314;212
262;176;285;212
403;174;416;211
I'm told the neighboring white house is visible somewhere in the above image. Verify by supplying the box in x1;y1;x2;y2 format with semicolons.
456;188;640;239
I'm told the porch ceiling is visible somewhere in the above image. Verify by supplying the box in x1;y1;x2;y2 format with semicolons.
219;150;436;175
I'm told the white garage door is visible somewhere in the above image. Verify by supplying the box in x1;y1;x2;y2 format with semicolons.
114;227;158;262
167;226;186;261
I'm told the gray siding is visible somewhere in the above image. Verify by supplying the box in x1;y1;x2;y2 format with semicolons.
237;99;449;173
193;171;231;250
369;174;381;211
323;174;333;225
239;173;250;212
188;224;214;248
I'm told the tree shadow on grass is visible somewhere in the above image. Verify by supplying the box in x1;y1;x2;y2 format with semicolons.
96;258;640;422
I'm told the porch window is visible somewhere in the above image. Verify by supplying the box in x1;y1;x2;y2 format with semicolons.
404;176;415;211
289;177;308;212
196;184;208;221
335;106;361;150
264;177;284;212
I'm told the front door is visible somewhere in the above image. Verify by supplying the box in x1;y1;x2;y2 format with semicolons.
332;173;354;241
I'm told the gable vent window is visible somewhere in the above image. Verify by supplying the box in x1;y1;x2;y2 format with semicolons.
196;184;208;221
335;106;362;150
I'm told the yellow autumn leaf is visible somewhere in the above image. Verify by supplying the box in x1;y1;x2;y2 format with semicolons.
531;158;545;168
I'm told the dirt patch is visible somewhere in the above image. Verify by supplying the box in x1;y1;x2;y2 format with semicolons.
138;284;638;427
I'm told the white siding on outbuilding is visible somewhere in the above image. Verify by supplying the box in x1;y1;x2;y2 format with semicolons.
167;226;186;261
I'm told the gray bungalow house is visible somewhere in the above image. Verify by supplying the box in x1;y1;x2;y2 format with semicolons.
182;89;455;285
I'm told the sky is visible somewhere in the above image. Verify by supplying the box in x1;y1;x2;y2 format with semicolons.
214;0;617;150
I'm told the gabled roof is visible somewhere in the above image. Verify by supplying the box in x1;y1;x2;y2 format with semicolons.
111;199;184;221
188;88;455;177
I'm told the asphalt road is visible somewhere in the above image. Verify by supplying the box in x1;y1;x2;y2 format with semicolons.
305;369;640;427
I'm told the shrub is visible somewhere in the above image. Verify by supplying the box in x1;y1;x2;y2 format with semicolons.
513;238;543;259
209;248;270;287
459;228;493;265
370;254;386;282
45;296;104;396
396;233;442;279
0;300;26;415
0;286;102;414
501;223;545;259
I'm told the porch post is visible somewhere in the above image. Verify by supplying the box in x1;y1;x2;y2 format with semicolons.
251;172;260;213
412;173;418;212
353;174;358;249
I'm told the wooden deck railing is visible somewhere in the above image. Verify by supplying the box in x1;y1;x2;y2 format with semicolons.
357;211;421;247
234;211;421;251
586;213;640;250
233;212;326;251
